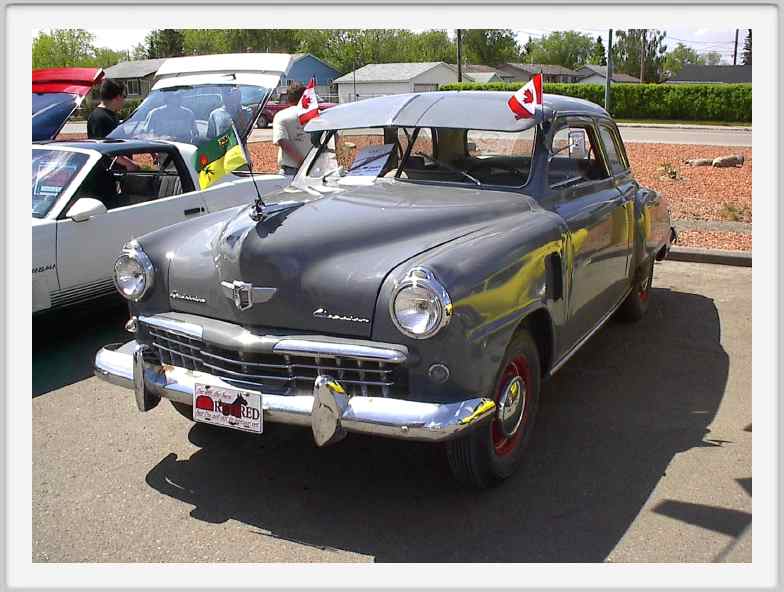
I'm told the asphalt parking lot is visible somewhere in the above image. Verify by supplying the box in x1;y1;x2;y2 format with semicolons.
32;261;751;563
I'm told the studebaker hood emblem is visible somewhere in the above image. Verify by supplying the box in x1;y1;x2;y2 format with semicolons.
313;307;370;324
221;280;277;311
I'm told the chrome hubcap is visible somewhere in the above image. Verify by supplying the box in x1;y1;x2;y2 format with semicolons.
496;376;527;438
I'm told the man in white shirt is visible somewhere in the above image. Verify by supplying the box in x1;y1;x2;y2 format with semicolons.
272;83;312;177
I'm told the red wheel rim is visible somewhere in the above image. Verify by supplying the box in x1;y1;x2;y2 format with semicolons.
639;268;651;302
492;355;531;457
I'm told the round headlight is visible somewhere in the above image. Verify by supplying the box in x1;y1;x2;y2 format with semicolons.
113;242;154;301
391;268;452;339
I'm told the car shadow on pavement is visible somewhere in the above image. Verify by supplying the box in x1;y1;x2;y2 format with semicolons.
33;298;129;397
144;286;731;562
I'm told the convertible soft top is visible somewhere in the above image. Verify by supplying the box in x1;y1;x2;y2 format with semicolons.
305;91;610;133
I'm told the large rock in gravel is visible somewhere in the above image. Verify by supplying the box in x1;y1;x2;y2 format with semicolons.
712;154;745;168
684;158;713;166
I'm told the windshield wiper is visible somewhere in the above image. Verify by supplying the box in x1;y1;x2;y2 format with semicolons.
414;151;481;185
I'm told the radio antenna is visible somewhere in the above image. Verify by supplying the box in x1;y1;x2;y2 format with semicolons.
247;88;270;221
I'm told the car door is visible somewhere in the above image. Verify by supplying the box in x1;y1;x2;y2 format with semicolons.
55;148;208;297
547;118;632;351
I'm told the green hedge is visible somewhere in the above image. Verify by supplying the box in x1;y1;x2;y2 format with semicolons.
439;82;751;122
118;98;143;121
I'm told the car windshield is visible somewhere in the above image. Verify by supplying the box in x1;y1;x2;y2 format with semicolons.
305;126;536;188
32;92;78;141
108;83;270;146
32;149;89;218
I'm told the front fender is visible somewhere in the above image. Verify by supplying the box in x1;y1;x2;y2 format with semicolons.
372;208;566;403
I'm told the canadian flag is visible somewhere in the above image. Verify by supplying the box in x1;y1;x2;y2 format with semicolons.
297;78;320;125
507;73;543;120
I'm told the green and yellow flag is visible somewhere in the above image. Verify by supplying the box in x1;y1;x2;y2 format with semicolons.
194;126;247;190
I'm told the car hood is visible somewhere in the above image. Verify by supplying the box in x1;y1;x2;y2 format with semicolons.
32;67;104;141
166;182;535;337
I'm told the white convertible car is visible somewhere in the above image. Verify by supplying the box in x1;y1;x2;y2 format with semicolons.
32;53;293;314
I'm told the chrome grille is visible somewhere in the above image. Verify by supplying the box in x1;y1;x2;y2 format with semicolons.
147;326;408;398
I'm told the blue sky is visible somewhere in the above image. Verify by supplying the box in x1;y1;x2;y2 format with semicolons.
85;28;747;65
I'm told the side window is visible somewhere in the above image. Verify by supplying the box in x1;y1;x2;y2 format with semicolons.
548;125;609;188
599;125;628;175
75;151;184;211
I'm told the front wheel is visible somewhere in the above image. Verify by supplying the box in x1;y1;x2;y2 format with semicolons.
616;257;654;323
446;330;541;488
256;114;269;129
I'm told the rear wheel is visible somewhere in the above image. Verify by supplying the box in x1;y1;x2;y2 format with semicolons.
617;257;654;322
256;114;269;129
446;330;541;488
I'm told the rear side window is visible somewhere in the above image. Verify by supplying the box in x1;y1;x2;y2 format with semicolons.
598;125;628;175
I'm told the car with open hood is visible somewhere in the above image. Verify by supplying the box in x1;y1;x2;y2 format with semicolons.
95;90;676;487
32;67;104;142
32;54;295;313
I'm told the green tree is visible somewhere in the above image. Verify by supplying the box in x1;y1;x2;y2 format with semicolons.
462;29;520;65
591;35;607;66
703;51;722;65
92;47;129;68
663;42;704;76
612;29;668;82
526;31;598;70
141;29;185;58
182;29;230;55
32;29;95;68
742;29;751;65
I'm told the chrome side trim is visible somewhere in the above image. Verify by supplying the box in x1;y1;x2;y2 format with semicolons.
138;315;204;340
95;341;493;443
549;287;632;376
273;338;407;364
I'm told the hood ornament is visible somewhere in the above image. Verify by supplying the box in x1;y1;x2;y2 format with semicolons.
221;281;277;311
249;200;305;223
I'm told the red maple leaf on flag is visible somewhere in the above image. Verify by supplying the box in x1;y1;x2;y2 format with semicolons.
301;95;311;109
523;88;533;104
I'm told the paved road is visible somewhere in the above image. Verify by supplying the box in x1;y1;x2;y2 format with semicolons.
32;261;751;562
61;121;751;146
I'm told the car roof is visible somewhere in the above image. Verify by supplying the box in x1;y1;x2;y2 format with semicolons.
305;91;610;133
35;138;172;154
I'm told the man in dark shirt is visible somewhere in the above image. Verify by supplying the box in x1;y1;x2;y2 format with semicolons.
87;79;139;171
87;79;125;139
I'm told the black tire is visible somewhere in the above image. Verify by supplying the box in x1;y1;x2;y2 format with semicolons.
446;330;541;488
616;257;654;323
256;114;269;129
170;401;196;421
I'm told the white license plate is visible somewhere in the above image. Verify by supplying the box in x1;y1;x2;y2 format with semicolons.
193;383;262;434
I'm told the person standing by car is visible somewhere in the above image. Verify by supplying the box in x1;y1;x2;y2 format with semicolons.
87;79;140;171
272;82;310;177
87;79;126;139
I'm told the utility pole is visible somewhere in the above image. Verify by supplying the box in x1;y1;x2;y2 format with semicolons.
733;29;739;65
639;29;645;83
605;29;613;112
456;29;463;82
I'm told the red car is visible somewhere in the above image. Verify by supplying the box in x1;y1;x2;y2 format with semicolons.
32;67;104;141
256;91;336;128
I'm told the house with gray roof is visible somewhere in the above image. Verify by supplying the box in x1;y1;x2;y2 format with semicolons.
333;62;475;103
495;63;580;83
103;58;166;99
575;65;641;84
666;64;751;84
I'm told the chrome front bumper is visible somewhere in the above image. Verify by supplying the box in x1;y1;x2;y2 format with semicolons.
94;340;496;444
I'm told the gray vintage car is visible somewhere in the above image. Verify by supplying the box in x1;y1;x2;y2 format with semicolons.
95;91;675;487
